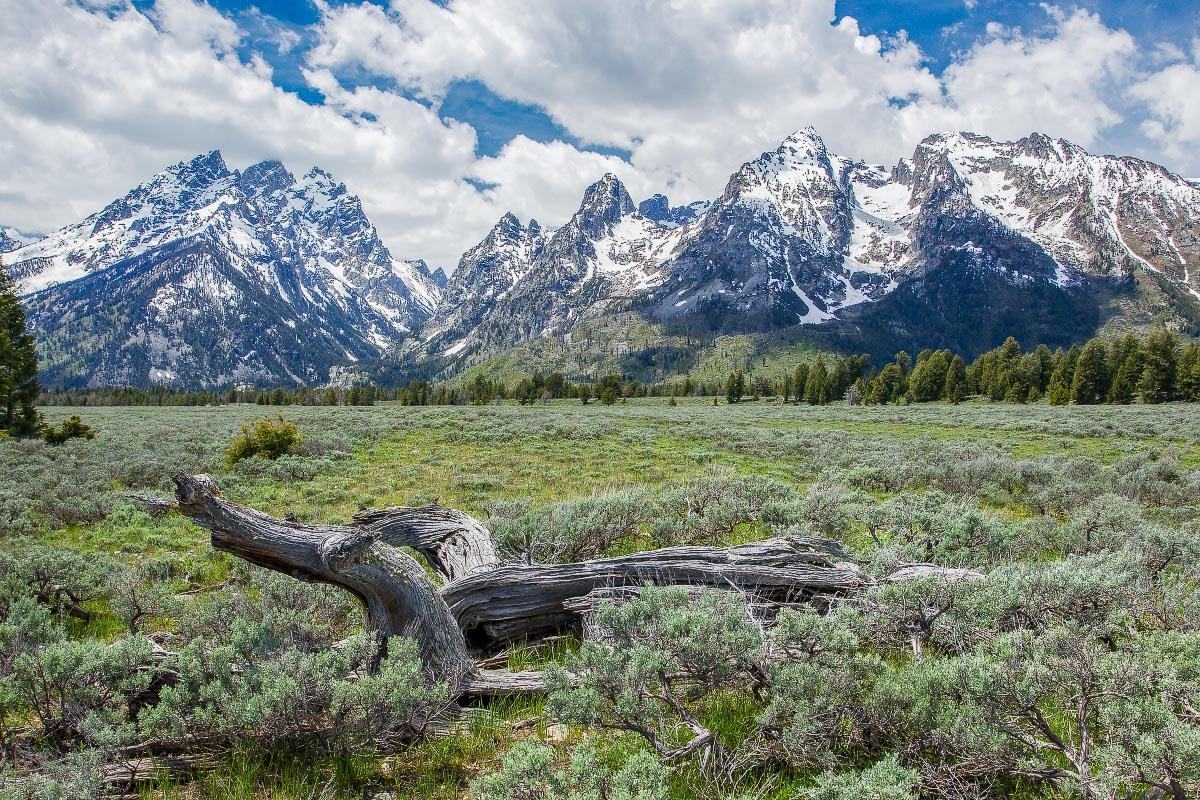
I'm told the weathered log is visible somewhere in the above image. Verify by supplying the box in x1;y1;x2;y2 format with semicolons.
102;754;222;794
156;474;868;672
165;473;474;682
461;669;547;696
442;537;867;651
353;504;499;583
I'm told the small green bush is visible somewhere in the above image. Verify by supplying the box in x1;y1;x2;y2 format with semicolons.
225;414;301;467
41;415;95;445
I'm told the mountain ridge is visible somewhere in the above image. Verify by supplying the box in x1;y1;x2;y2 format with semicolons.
9;127;1200;388
407;127;1200;378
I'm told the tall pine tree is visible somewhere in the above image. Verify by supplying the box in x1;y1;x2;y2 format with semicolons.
1137;329;1178;403
804;355;829;405
0;258;40;435
1070;339;1109;405
943;355;967;403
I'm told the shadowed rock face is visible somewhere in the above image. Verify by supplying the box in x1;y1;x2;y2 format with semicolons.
10;151;441;388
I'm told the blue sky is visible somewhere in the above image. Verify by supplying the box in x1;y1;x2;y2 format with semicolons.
3;1;1199;266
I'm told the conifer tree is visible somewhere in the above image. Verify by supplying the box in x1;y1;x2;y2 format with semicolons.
724;370;745;404
792;363;809;404
1031;343;1054;391
0;258;39;435
1179;342;1200;401
804;355;829;405
1137;329;1177;403
1046;344;1081;405
1109;343;1143;405
943;354;967;403
1071;339;1109;405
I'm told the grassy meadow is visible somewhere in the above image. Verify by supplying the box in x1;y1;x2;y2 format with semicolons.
2;399;1200;799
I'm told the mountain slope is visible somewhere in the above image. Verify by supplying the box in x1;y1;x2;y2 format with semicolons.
0;227;40;253
412;174;696;365
417;128;1200;376
9;152;440;387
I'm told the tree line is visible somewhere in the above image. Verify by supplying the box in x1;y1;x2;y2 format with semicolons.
29;330;1200;412
721;331;1199;406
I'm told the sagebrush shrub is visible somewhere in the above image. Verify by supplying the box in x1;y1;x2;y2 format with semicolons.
225;414;301;467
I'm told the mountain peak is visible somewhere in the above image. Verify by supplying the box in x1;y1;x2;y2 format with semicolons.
781;126;824;146
240;160;294;194
638;193;671;222
575;173;635;236
171;150;231;186
777;127;831;159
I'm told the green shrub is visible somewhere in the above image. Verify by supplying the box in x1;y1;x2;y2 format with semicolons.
801;755;920;800
41;415;95;445
225;414;301;467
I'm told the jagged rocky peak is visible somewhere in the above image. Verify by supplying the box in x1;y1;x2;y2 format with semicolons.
638;194;671;222
726;126;842;198
494;211;524;238
0;227;39;253
738;126;836;180
902;135;972;207
638;194;708;228
471;212;547;259
12;149;444;387
91;150;233;235
780;125;831;157
238;159;293;194
163;149;231;194
298;166;350;202
574;173;636;237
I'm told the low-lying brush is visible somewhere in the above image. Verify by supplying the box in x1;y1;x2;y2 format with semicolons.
0;400;1197;799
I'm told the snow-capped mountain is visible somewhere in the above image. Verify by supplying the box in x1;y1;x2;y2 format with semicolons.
907;131;1200;299
418;126;1200;369
15;127;1200;387
419;212;548;359
0;227;40;253
8;151;440;387
414;174;700;361
644;128;904;331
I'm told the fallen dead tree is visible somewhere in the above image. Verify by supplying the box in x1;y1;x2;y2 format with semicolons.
154;473;872;693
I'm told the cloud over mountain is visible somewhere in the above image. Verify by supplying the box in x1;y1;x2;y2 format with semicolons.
2;0;1197;273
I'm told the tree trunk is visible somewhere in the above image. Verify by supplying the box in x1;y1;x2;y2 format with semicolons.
165;473;474;683
441;537;865;651
352;504;499;583
158;474;868;676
